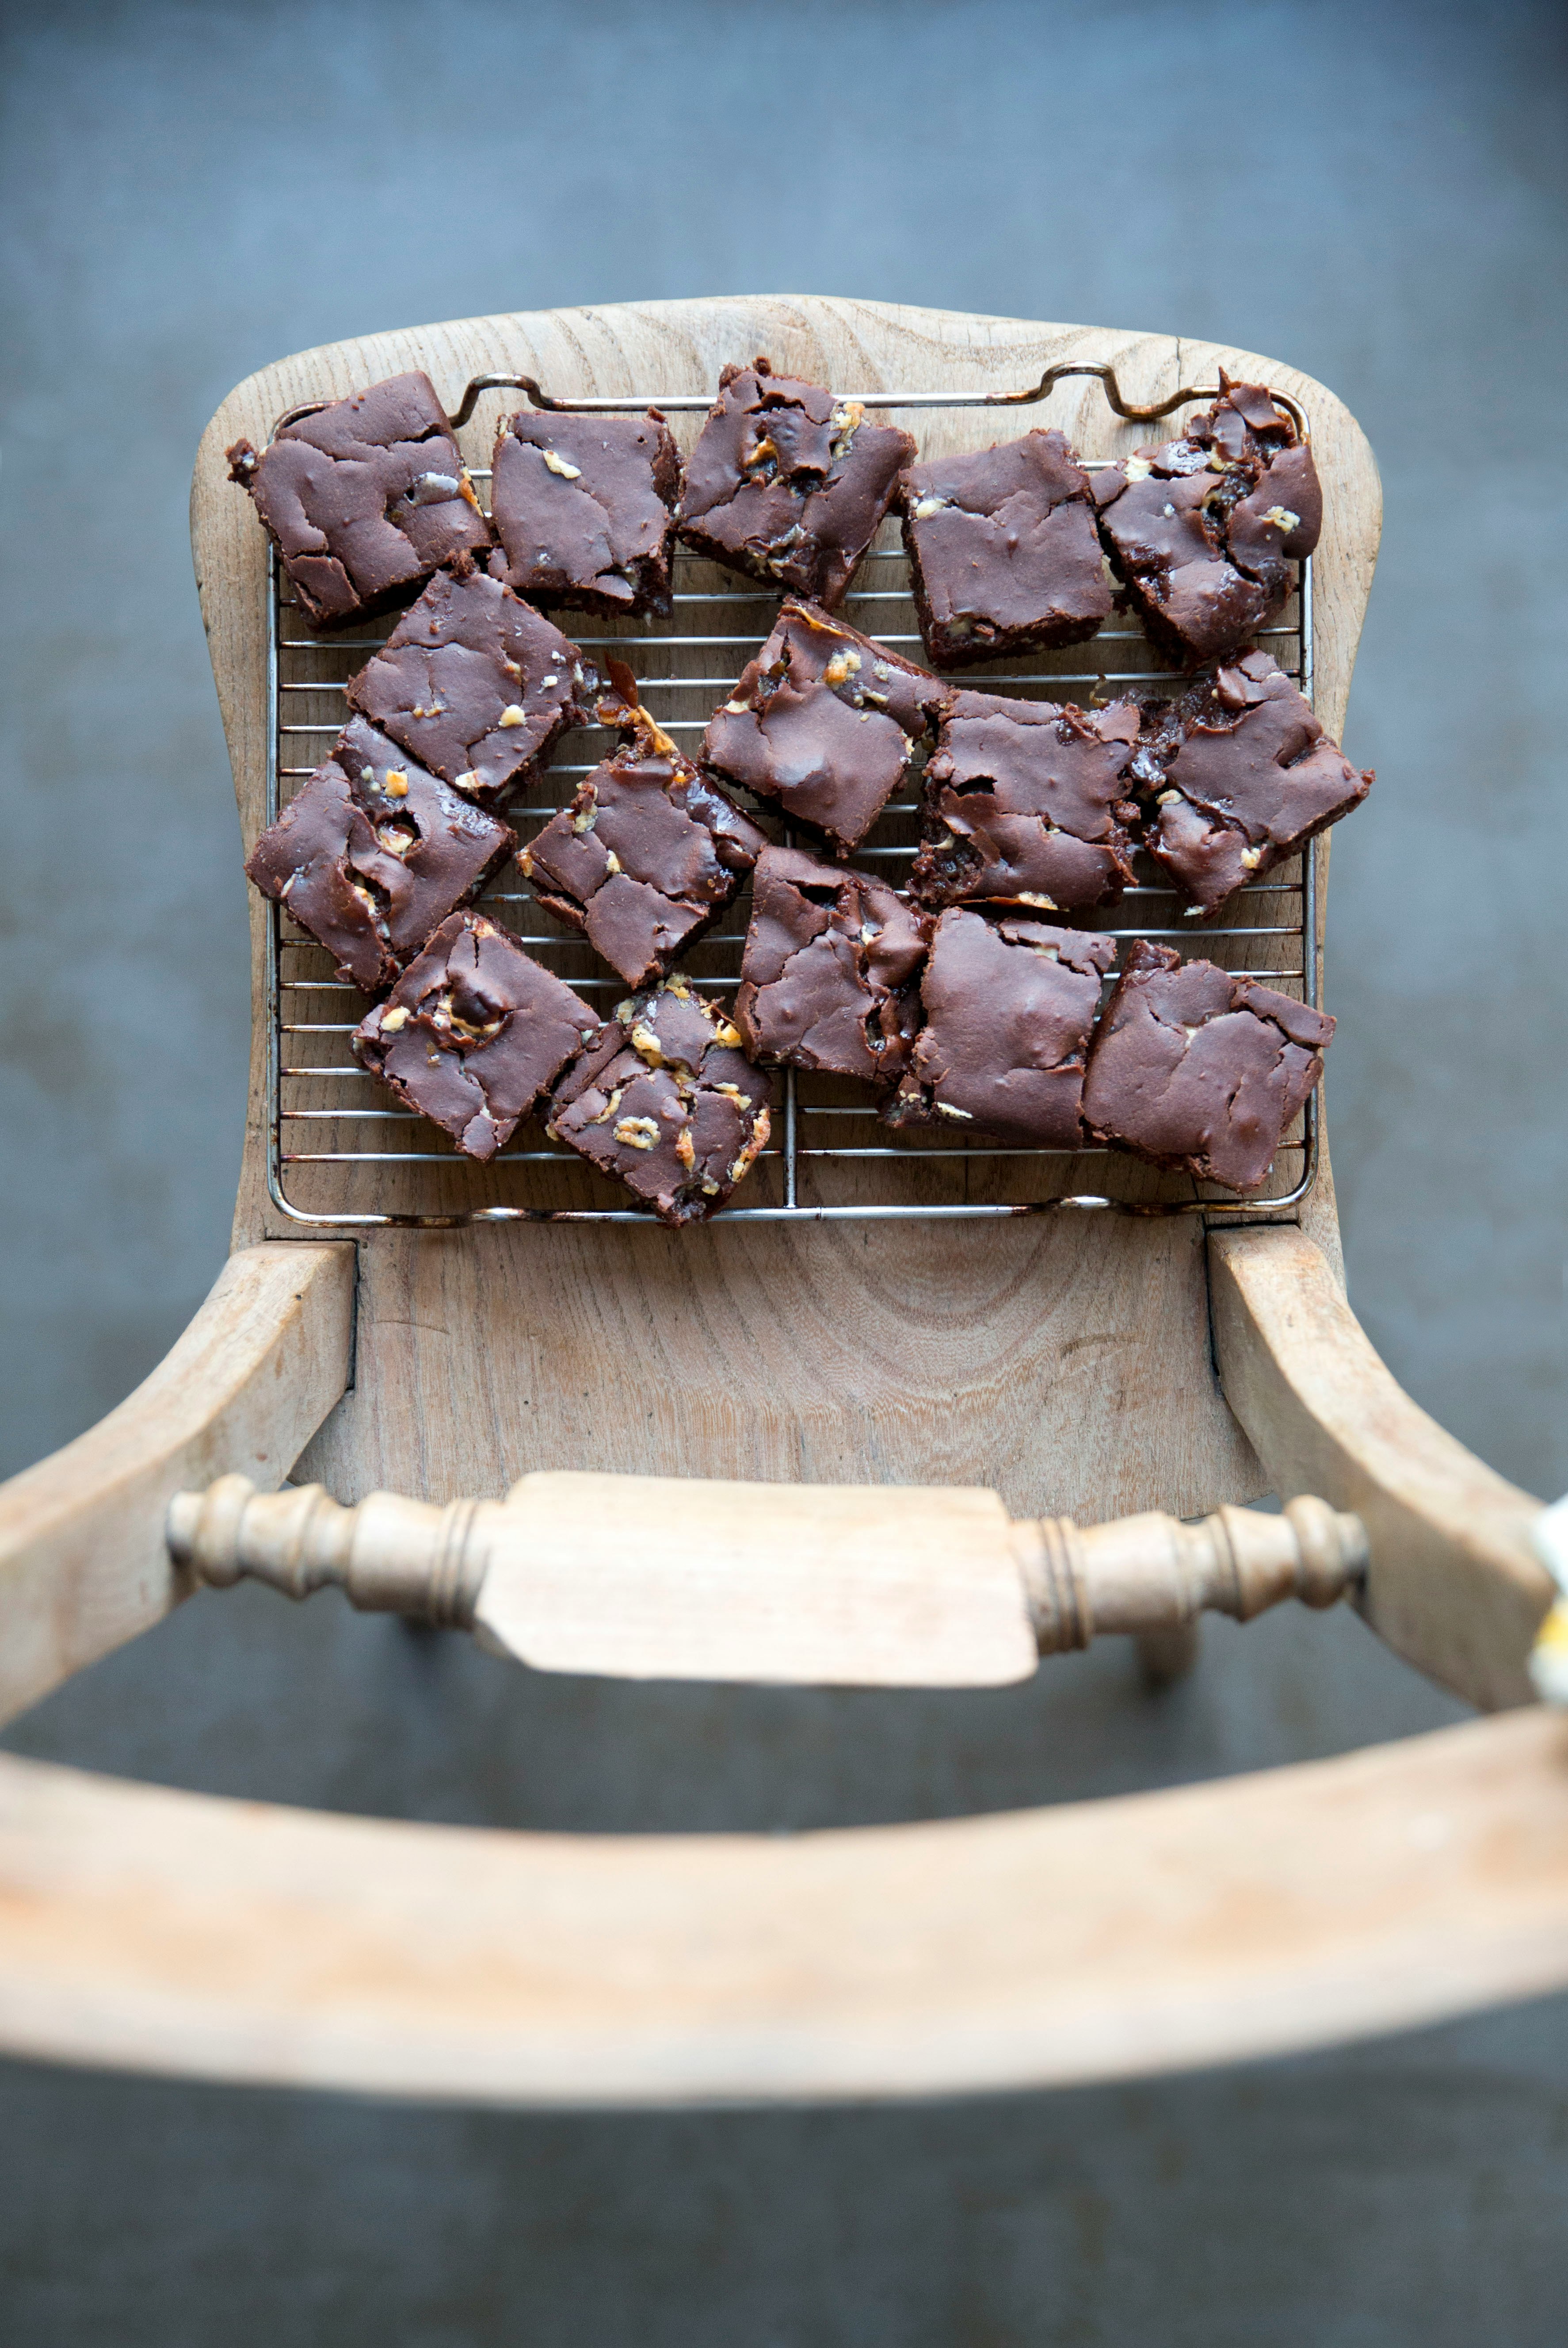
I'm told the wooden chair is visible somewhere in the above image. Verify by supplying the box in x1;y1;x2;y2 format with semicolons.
0;297;1560;2108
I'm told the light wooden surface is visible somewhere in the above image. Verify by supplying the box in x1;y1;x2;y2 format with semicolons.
190;295;1383;1522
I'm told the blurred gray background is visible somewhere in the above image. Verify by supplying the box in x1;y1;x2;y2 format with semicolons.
0;0;1564;2340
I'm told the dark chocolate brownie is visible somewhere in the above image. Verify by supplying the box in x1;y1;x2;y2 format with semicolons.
548;977;773;1224
352;911;599;1163
701;600;946;854
882;909;1116;1146
345;563;593;808
909;691;1141;915
898;428;1112;667
246;716;514;993
1093;375;1322;664
488;407;681;618
522;663;768;988
1132;650;1373;916
734;845;930;1085
1081;939;1333;1192
226;371;492;631
676;358;914;607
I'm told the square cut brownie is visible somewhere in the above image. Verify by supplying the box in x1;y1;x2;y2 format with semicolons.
353;912;598;1163
735;845;930;1086
882;908;1116;1147
910;692;1141;916
488;406;681;618
1093;375;1322;664
676;358;914;607
548;978;773;1225
1133;650;1373;917
702;600;946;854
898;428;1112;668
1082;939;1333;1193
245;716;514;994
522;662;768;988
226;371;492;631
345;562;593;809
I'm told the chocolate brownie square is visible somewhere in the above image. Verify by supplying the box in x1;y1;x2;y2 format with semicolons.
899;428;1112;668
735;845;930;1085
702;600;946;854
522;663;768;988
1133;650;1372;917
345;563;593;808
909;691;1141;915
882;908;1116;1146
1093;375;1322;663
676;358;914;607
488;406;681;618
353;911;598;1162
548;978;773;1224
226;371;491;631
1081;940;1333;1192
246;716;514;993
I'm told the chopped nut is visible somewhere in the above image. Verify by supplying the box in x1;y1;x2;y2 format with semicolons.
1259;505;1301;532
911;493;950;520
713;1081;751;1107
629;1022;665;1065
571;790;599;835
380;1005;409;1032
614;1116;661;1150
383;769;409;798
604;850;622;876
498;705;527;728
454;771;481;794
519;847;534;877
590;1086;626;1125
936;1100;974;1120
1207;450;1235;474
1015;891;1058;910
542;448;583;479
722;699;751;716
675;1127;697;1171
1124;454;1154;482
1157;789;1182;806
541;674;558;689
1240;846;1263;870
824;648;863;687
711;1018;744;1047
458;468;483;512
503;658;523;682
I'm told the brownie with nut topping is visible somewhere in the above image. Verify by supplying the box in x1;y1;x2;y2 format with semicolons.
898;429;1113;668
345;562;593;809
909;691;1141;916
522;662;768;988
1093;375;1322;664
352;911;599;1162
735;845;930;1085
1132;651;1372;917
488;407;681;618
226;371;492;632
702;600;946;854
676;358;914;607
548;978;773;1224
245;716;514;993
1082;940;1333;1192
882;908;1117;1147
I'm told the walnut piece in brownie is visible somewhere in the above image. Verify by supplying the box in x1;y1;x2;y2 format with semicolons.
899;428;1113;668
352;912;598;1163
226;372;491;631
1133;650;1372;916
245;716;514;994
882;909;1116;1146
523;662;768;988
676;358;914;607
1093;375;1322;663
702;600;946;854
488;407;681;618
345;563;593;808
1081;940;1333;1192
549;978;772;1224
735;845;930;1085
910;692;1141;915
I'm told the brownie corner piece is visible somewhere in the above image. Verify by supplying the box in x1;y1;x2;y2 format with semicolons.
675;357;914;607
488;405;681;617
735;844;930;1085
885;906;1116;1146
1081;938;1334;1192
352;911;598;1162
345;563;593;807
228;370;492;631
549;978;773;1224
899;428;1112;667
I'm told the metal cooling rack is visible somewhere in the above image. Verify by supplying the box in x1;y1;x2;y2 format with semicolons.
264;363;1318;1227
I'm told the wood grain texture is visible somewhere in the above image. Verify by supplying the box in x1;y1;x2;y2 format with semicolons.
1209;1227;1549;1710
0;1244;354;1730
190;297;1383;1521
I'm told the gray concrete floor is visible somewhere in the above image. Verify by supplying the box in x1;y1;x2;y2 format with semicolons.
0;0;1564;2340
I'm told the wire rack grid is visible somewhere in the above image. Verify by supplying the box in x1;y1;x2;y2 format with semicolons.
264;365;1319;1228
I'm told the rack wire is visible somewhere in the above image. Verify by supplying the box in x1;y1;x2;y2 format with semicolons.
265;366;1318;1226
